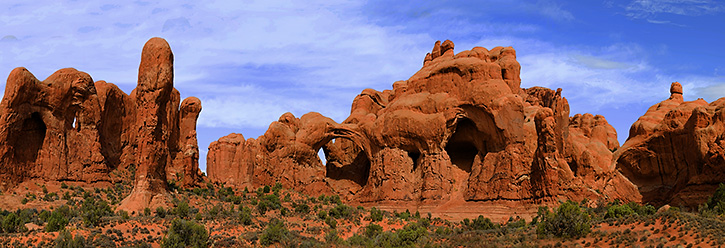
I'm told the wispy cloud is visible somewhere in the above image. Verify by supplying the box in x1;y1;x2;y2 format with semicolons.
625;0;724;19
0;0;431;126
686;76;725;101
529;0;575;21
469;38;661;112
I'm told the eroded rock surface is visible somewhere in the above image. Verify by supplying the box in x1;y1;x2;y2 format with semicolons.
0;37;203;213
207;40;640;206
616;82;725;208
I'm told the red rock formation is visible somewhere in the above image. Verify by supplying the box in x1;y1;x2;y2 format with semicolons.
207;40;639;206
616;82;725;208
0;67;110;187
118;37;177;213
0;37;203;212
172;97;203;188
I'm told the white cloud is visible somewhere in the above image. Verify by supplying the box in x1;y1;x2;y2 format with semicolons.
0;0;430;125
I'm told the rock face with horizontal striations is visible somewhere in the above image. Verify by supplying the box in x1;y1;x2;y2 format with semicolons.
0;37;203;213
616;82;725;208
207;40;640;207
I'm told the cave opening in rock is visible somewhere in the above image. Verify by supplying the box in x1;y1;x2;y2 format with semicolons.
323;138;371;188
445;118;482;173
15;112;46;165
408;150;421;172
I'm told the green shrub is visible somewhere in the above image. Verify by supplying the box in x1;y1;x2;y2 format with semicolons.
536;201;591;238
175;200;190;218
347;234;372;247
317;210;327;220
80;197;112;227
259;218;290;246
161;219;209;248
39;210;51;223
2;212;26;233
603;201;655;219
605;203;636;219
467;215;498;230
143;207;151;217
373;231;401;247
325;216;337;229
396;221;428;246
506;218;526;229
119;210;130;220
369;207;384;222
328;204;352;220
228;195;242;205
294;203;310;215
261;194;282;209
54;230;86;248
705;183;725;214
272;182;283;193
325;229;343;244
46;206;71;232
365;223;383;238
156;207;167;218
239;206;253;225
396;209;411;221
89;234;116;248
257;201;268;215
330;195;342;205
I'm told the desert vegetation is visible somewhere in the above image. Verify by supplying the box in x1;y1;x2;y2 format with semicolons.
1;180;725;247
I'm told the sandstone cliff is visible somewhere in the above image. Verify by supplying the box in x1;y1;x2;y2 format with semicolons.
207;40;640;206
0;37;203;213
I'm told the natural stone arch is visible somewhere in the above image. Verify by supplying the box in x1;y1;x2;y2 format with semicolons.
313;124;374;189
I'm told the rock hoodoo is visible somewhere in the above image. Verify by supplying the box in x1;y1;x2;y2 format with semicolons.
0;37;203;213
616;82;725;208
207;40;640;207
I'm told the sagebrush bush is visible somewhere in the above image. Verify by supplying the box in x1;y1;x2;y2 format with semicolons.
161;219;209;248
537;200;591;238
260;218;290;246
705;183;725;214
54;230;86;248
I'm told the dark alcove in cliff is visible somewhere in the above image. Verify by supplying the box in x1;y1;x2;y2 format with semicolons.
15;112;46;165
445;118;481;173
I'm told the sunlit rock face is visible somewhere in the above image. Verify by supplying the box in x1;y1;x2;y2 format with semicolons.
207;40;640;205
0;37;203;213
616;82;725;209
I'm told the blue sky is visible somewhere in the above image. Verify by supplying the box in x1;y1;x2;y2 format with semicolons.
1;0;724;172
